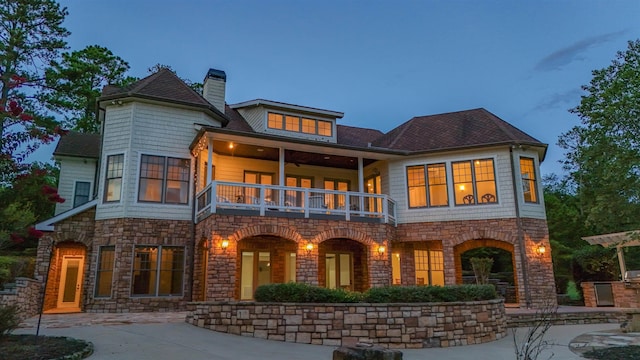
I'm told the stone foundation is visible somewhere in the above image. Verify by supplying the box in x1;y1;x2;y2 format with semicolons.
0;277;42;319
186;299;506;348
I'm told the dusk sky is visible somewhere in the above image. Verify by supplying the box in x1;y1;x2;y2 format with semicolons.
41;0;640;176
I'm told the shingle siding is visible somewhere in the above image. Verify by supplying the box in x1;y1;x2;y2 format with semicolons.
54;157;97;215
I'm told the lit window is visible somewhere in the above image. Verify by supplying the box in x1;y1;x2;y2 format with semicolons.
452;159;497;205
73;181;91;207
407;166;427;208
105;154;124;202
285;115;300;132
414;249;444;286
95;246;115;297
267;113;283;129
406;163;448;208
392;253;401;285
132;246;184;296
520;157;538;203
267;112;333;137
318;120;332;136
138;155;190;204
301;118;315;134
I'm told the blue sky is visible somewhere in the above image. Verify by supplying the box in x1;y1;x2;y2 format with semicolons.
42;0;640;176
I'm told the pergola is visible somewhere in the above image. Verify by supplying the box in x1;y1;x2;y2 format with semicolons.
582;230;640;279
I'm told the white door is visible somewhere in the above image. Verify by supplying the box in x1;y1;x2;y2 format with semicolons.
57;255;84;309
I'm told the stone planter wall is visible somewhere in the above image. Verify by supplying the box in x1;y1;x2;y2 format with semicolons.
186;299;506;348
0;277;42;319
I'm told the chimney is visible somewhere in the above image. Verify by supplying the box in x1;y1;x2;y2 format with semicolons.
203;68;226;114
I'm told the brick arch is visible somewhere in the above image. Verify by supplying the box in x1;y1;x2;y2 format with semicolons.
52;230;93;248
452;230;515;247
229;225;302;244
453;238;519;303
313;228;376;246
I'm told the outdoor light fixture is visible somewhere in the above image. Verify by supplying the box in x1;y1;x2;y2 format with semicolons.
221;239;229;251
536;244;546;256
306;243;314;254
377;246;386;256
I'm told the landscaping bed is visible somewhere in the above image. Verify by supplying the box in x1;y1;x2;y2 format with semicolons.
0;334;93;360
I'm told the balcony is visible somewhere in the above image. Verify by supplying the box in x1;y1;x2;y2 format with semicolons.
196;181;396;225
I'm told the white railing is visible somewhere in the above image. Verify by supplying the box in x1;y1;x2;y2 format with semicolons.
196;181;396;225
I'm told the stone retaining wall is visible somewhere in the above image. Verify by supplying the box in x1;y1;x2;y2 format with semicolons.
186;299;506;348
0;277;42;319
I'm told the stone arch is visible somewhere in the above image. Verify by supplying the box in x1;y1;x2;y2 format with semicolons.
52;230;92;248
313;228;376;246
452;230;516;247
453;238;519;303
229;225;302;244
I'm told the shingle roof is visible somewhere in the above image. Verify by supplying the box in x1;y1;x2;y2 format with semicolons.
372;108;542;152
337;125;384;147
53;132;101;158
224;105;255;132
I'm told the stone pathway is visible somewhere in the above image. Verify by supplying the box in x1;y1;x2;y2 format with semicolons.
569;329;640;356
18;311;187;329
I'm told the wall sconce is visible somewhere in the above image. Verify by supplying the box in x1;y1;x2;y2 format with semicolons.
306;243;314;254
535;244;546;256
377;246;386;257
221;239;229;252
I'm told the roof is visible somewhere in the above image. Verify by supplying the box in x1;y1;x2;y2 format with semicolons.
224;105;255;132
53;132;101;158
230;99;344;119
99;68;228;125
372;108;543;152
337;125;384;147
583;230;640;248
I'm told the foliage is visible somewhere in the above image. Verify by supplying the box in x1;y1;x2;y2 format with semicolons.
470;257;494;285
583;346;640;360
558;39;640;234
566;281;581;301
0;256;35;285
0;334;93;360
148;63;203;93
461;247;513;273
363;285;497;303
572;245;619;281
254;282;362;303
0;305;20;337
512;300;557;360
41;45;134;133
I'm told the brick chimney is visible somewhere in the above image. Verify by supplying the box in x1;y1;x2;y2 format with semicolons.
203;68;226;113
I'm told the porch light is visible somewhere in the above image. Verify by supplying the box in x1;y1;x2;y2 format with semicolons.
228;142;234;149
306;243;314;254
377;246;386;256
221;239;230;251
535;244;546;255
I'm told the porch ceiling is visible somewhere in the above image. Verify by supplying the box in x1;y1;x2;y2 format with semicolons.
582;230;640;248
212;141;376;169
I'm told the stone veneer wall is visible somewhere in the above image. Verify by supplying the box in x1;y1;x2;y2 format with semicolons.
0;277;42;319
186;299;506;348
581;282;640;308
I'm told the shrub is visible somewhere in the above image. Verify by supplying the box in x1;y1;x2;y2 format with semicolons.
0;256;35;286
0;305;21;337
254;283;497;303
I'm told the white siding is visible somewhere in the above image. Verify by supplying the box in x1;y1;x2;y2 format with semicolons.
237;106;338;143
54;157;97;215
202;77;225;113
237;107;264;132
389;148;519;224
512;149;547;220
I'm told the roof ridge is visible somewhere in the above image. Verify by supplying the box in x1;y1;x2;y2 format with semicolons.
385;117;415;148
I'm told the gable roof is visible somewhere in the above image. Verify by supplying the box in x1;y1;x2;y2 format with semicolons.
54;132;101;158
100;68;229;125
372;108;543;152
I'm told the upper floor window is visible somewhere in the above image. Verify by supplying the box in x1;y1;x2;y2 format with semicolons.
406;163;448;208
104;154;124;202
452;159;497;205
267;112;333;137
520;157;538;203
73;181;91;207
138;155;190;204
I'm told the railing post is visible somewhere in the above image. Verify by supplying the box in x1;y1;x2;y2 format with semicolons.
345;194;351;221
211;182;217;214
304;189;310;218
383;196;389;224
259;185;266;216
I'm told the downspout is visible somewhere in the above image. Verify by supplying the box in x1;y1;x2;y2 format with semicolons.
189;155;198;302
510;145;532;308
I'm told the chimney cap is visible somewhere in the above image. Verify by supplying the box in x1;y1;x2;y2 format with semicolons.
206;68;226;81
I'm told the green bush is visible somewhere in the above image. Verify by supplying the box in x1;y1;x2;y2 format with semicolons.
254;283;497;303
0;305;21;337
0;256;35;286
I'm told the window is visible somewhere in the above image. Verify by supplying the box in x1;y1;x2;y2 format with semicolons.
325;253;352;290
286;175;313;207
138;155;190;204
132;246;184;296
406;163;448;208
267;112;333;137
104;154;124;202
95;246;115;297
324;179;349;209
240;251;271;300
243;171;274;203
520;157;538;203
452;159;497;205
73;181;91;207
392;253;401;285
414;249;444;286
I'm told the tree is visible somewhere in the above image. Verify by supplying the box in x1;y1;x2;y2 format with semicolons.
148;63;203;93
558;39;640;234
41;45;135;133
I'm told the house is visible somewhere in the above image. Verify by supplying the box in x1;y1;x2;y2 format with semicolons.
35;68;556;313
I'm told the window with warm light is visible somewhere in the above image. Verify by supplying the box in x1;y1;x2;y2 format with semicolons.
414;249;444;286
267;112;333;137
391;253;401;285
138;155;190;204
104;154;124;202
520;157;538;203
452;159;497;205
406;163;448;208
132;246;184;296
95;246;115;297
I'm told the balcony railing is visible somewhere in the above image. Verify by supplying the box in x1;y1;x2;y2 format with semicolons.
196;181;396;225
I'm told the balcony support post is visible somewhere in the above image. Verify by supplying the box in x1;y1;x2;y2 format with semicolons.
279;147;285;206
206;137;214;184
358;157;365;215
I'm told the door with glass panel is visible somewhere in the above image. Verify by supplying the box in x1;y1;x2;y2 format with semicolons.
243;172;273;204
240;251;271;300
324;179;349;210
325;253;352;290
57;255;84;309
285;176;313;208
365;175;382;213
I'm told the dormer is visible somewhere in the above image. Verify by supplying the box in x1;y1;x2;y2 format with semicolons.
230;99;344;143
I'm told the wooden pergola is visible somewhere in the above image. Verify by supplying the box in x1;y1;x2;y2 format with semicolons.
582;230;640;279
